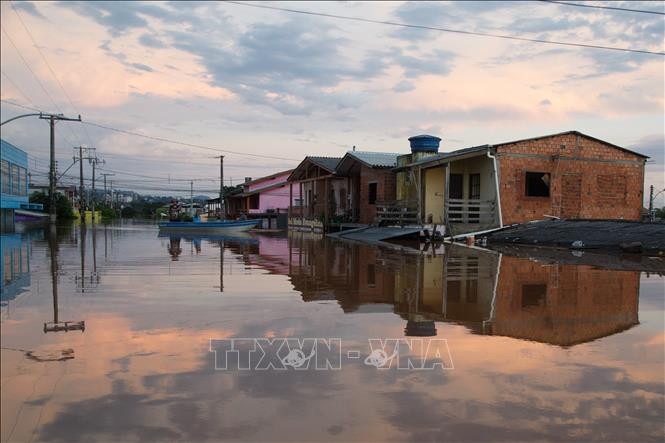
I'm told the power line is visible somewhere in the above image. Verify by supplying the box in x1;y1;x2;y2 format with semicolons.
81;121;301;161
1;69;38;109
1;98;302;162
537;0;665;15
10;0;96;147
0;28;82;147
225;1;665;56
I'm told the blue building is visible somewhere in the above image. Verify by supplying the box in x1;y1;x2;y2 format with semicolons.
1;139;43;231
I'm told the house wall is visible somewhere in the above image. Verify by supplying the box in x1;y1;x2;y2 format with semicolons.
358;167;396;224
246;172;300;214
1;140;29;210
448;156;496;201
423;166;445;224
496;133;645;224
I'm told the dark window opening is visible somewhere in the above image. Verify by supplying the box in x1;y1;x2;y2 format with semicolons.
525;172;551;197
367;264;376;286
522;284;547;308
249;194;260;210
368;182;377;205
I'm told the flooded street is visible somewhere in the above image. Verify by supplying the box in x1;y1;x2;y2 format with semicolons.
1;221;664;442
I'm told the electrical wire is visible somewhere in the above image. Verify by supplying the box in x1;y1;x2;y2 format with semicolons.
1;98;302;162
9;0;96;148
224;1;665;56
537;0;665;15
1;28;83;147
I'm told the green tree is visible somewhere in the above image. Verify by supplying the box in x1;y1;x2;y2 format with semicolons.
29;191;75;220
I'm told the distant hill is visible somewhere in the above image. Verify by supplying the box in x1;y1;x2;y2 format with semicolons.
193;195;211;201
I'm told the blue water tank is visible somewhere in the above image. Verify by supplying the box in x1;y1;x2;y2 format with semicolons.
408;135;441;153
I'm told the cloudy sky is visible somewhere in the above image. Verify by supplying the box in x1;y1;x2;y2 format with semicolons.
1;1;663;202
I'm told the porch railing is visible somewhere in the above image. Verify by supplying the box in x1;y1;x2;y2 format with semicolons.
446;199;496;225
375;200;419;226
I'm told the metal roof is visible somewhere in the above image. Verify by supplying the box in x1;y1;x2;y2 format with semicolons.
346;151;400;168
307;156;342;172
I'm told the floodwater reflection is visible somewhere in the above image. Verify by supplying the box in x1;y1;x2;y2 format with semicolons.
0;223;663;442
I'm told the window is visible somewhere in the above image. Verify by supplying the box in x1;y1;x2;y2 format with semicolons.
368;182;377;205
1;160;9;194
522;284;547;308
468;174;480;200
11;164;19;195
366;264;376;286
21;168;28;195
339;188;347;210
525;172;551;197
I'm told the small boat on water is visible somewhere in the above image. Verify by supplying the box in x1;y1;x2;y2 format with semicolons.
158;219;259;233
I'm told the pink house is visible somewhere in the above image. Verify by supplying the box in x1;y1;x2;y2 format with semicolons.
237;169;301;215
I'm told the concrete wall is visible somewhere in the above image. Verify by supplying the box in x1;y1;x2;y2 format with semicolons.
496;133;645;223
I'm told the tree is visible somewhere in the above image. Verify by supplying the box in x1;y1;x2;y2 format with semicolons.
29;191;75;220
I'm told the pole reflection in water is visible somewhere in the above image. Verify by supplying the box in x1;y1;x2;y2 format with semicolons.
43;225;84;333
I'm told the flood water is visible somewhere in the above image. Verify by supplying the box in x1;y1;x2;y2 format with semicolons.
1;221;664;442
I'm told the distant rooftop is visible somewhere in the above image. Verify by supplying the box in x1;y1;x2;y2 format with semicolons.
346;151;400;168
307;156;342;172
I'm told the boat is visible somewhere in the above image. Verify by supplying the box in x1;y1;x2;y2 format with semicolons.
158;219;259;233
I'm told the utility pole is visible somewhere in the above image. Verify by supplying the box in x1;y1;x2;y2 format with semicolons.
76;146;85;223
101;173;114;205
218;155;225;220
39;113;81;224
89;154;104;223
190;180;194;218
649;185;654;222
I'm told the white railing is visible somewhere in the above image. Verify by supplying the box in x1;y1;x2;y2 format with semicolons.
446;199;496;225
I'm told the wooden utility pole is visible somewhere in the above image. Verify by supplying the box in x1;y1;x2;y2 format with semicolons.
77;145;85;223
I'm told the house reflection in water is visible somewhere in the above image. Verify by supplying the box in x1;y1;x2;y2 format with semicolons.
1;233;31;308
283;233;640;346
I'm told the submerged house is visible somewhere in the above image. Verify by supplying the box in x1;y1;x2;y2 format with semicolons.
334;151;399;224
287;156;344;232
394;131;648;235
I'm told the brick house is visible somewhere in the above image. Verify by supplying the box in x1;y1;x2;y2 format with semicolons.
395;131;648;235
335;151;399;224
493;131;647;224
287;156;343;231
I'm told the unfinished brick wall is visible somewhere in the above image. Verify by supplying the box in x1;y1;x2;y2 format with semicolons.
496;133;645;224
358;167;396;224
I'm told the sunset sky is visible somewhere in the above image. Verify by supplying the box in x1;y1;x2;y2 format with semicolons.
1;1;663;202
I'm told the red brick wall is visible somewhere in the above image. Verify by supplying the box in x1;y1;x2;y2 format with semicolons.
496;133;645;224
358;167;396;224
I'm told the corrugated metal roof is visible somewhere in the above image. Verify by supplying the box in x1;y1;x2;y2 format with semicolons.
308;156;342;172
347;151;399;168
